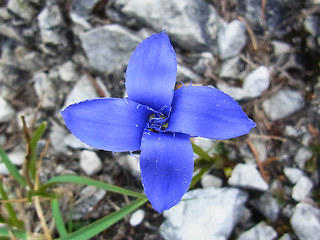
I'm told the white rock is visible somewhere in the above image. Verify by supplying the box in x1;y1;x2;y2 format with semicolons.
117;154;140;178
284;167;304;184
177;65;202;83
160;188;248;240
217;82;249;101
294;147;313;169
80;150;102;176
251;192;279;222
279;233;292;240
58;61;78;82
292;175;313;201
201;174;223;189
63;75;101;108
38;5;65;44
237;222;277;240
0;96;14;123
262;89;305;121
218;20;246;59
121;0;222;51
7;0;36;21
49;123;69;152
7;150;25;166
243;66;270;98
33;72;57;109
129;209;145;227
271;40;291;55
79;24;141;73
193;137;215;156
291;202;320;240
0;163;9;175
219;57;243;79
284;125;300;137
64;134;92;149
228;164;268;191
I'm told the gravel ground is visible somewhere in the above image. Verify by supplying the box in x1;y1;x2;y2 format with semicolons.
0;0;319;239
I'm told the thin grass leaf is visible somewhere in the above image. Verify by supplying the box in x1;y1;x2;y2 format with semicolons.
42;175;145;198
0;146;27;188
56;198;147;240
0;179;24;229
189;167;209;189
51;199;68;237
191;142;211;161
29;122;47;180
0;227;28;239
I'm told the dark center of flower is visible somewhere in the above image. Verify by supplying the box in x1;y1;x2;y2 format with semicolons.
147;113;169;132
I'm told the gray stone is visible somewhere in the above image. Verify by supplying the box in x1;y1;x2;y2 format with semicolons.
120;0;222;51
117;154;140;178
219;57;243;79
79;24;141;73
33;72;57;109
63;75;107;108
50;123;69;152
284;125;300;137
38;5;65;45
243;66;270;98
228;164;268;191
193;137;215;156
0;163;10;175
80;150;102;176
201;174;223;189
218;20;246;59
7;0;36;22
279;234;292;240
160;188;248;240
291;202;320;240
64;134;93;150
262;89;305;121
304;15;320;37
284;167;304;184
217;82;249;101
292;175;313;201
0;96;14;123
251;192;279;222
58;61;78;82
70;0;100;29
177;65;202;84
294;147;313;169
74;186;106;220
129;209;145;227
271;40;291;55
7;150;25;166
237;222;277;240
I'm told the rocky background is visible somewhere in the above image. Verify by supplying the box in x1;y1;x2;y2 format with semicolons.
0;0;320;239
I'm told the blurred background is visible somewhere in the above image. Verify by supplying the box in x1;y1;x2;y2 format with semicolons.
0;0;319;239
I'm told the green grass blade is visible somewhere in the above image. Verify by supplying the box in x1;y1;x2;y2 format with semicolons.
189;167;209;189
57;198;147;240
51;199;68;237
0;227;28;239
0;146;27;188
0;179;24;229
191;142;211;161
29;122;47;180
43;175;145;198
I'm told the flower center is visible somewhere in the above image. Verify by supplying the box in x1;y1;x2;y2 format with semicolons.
147;113;169;132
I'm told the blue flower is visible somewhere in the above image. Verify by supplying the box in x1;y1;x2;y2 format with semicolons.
61;31;255;213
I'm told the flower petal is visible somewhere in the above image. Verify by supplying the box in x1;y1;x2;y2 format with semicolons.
61;98;151;152
167;86;256;139
140;131;194;213
125;31;177;116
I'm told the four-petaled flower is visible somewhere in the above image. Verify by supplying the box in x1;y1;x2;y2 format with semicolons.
61;31;255;213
